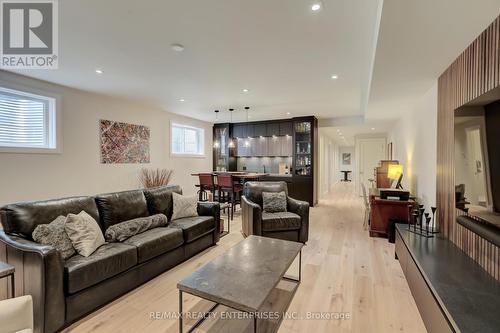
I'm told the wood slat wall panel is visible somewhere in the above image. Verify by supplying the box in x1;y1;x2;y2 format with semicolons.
437;15;500;282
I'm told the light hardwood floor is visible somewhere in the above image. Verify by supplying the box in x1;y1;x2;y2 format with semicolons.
62;183;426;333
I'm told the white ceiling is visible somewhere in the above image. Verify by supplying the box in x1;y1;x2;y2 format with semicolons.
368;0;500;119
8;0;382;123
6;0;500;129
320;119;395;147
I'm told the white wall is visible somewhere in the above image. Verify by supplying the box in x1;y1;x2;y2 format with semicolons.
318;130;339;197
388;82;437;208
0;71;213;205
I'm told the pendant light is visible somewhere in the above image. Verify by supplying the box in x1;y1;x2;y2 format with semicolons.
228;108;235;148
213;110;220;148
244;107;250;147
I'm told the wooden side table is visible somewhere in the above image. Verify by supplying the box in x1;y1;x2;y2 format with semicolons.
0;261;15;298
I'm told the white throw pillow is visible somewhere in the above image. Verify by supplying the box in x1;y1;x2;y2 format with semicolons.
65;211;105;257
171;192;198;220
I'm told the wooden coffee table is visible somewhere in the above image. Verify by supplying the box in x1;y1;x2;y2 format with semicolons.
177;236;303;333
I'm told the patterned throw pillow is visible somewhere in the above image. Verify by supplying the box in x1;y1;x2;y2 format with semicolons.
32;216;76;260
105;214;168;242
65;211;106;257
262;191;287;213
171;192;198;220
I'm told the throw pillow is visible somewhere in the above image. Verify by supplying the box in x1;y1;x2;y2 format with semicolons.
171;192;198;220
105;214;168;242
32;216;75;260
65;211;105;257
262;191;287;213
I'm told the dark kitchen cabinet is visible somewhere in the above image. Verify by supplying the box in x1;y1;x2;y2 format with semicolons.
253;123;267;137
266;123;280;137
279;121;293;136
233;124;246;138
293;116;318;206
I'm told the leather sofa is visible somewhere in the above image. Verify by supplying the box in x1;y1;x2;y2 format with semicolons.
0;185;220;333
241;182;309;243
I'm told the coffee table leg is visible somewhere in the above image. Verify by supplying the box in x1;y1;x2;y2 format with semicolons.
179;290;183;333
11;273;15;298
298;249;302;282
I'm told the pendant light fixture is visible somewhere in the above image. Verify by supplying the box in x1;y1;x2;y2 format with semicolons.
244;107;250;147
228;108;235;148
213;110;220;148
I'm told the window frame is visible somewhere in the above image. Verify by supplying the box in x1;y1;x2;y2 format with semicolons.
170;122;206;158
0;80;62;154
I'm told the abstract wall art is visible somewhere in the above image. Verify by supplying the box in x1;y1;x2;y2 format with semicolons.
100;119;150;164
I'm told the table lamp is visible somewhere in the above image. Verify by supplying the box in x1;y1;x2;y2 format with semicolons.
387;164;404;189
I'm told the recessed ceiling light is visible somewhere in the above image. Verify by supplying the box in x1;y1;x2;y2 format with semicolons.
95;69;103;74
171;44;185;52
371;127;375;130
311;3;321;11
242;89;249;93
286;112;291;115
331;74;338;80
179;99;185;102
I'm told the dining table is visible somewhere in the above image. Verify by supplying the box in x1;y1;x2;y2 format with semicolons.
190;171;270;181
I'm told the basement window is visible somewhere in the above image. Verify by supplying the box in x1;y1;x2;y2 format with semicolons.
171;123;205;157
0;86;57;152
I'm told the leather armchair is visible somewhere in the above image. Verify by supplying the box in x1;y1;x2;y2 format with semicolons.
0;295;34;333
241;182;309;243
0;231;64;333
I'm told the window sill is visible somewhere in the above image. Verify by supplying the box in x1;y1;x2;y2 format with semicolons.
170;153;206;159
0;147;61;154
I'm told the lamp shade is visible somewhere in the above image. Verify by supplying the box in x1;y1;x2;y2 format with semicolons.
387;164;404;180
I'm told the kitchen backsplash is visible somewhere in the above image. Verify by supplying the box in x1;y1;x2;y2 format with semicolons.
237;157;293;174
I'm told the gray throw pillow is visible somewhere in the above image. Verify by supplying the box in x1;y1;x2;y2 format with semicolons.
32;216;76;260
65;211;106;257
105;214;168;242
171;192;198;220
262;191;287;213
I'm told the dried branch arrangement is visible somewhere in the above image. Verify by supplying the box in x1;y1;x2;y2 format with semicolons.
139;168;173;188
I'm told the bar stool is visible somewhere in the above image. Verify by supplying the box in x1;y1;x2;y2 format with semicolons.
196;173;216;201
217;174;243;220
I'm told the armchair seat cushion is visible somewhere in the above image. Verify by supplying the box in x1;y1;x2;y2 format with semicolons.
261;212;301;232
123;227;184;263
64;243;137;294
170;216;214;243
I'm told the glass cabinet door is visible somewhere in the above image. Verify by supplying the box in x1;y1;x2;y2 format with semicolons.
294;121;312;176
214;125;229;171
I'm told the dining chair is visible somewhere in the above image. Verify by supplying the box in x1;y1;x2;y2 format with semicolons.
361;182;370;230
217;173;243;220
197;173;216;201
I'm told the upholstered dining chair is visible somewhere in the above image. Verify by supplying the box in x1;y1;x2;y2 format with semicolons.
241;181;309;243
217;174;243;220
197;173;217;201
361;182;370;230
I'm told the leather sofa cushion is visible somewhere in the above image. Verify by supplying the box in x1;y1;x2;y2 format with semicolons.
170;216;215;243
261;212;301;231
95;190;149;230
243;182;288;208
64;243;137;294
124;227;184;263
143;185;182;221
0;196;99;239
